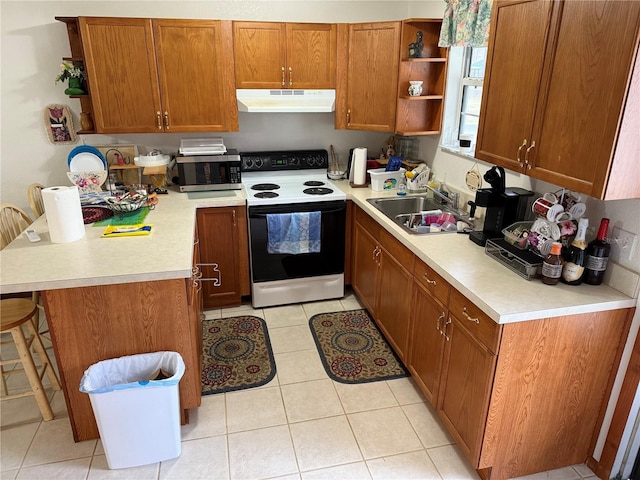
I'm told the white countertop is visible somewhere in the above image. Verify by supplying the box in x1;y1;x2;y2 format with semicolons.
0;189;245;294
333;179;638;323
1;183;636;324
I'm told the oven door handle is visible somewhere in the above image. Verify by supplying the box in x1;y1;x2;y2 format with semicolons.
250;206;345;218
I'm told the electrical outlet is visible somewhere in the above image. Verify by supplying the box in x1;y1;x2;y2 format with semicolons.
610;226;637;262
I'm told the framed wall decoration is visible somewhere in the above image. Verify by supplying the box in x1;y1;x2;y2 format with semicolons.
44;104;77;144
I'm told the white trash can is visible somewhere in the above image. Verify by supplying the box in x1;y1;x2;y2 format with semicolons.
79;351;185;469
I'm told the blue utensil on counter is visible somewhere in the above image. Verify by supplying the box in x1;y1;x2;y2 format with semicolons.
385;156;403;172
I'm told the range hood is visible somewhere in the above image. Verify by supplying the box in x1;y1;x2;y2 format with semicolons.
236;89;336;113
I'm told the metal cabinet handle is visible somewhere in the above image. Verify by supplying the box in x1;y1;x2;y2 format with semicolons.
516;139;527;167
442;317;451;341
347;109;351;126
462;307;479;324
288;67;292;87
156;111;162;130
423;272;436;285
281;66;285;87
436;312;445;332
164;111;170;130
524;141;536;170
232;210;237;227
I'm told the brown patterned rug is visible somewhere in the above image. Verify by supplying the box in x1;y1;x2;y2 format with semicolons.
309;309;409;384
201;316;276;395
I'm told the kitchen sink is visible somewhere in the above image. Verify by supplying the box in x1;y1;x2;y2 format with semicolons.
367;193;472;235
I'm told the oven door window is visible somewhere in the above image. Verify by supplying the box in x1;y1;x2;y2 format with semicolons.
248;201;346;283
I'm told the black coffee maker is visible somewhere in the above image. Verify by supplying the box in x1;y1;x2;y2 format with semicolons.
469;166;534;247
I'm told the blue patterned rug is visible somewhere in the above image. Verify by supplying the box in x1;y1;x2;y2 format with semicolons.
309;309;409;384
201;316;276;395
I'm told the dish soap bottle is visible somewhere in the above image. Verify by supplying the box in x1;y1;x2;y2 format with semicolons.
561;218;589;285
583;217;611;285
541;242;563;285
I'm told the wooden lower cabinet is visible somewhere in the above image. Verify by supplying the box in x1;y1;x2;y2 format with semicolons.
351;206;413;360
196;206;250;309
407;280;448;405
42;277;203;442
437;312;498;466
350;205;633;478
405;266;634;479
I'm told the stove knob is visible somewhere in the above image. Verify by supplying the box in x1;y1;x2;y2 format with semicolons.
290;157;300;167
244;158;253;169
255;158;264;169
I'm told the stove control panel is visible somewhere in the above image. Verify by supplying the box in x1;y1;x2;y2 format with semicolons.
240;150;328;172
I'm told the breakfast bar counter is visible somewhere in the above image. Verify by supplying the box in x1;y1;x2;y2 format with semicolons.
0;189;245;442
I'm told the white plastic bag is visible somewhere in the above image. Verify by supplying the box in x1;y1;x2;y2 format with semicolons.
79;351;184;394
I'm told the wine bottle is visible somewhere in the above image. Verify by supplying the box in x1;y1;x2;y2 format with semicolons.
583;218;611;285
561;218;589;286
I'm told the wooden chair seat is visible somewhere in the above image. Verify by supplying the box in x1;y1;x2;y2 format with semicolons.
1;298;61;421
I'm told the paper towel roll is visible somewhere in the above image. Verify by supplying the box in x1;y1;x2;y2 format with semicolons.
42;186;85;243
352;147;367;186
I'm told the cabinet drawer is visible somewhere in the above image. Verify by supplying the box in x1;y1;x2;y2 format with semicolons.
413;259;450;305
449;289;501;354
379;229;414;269
354;206;380;239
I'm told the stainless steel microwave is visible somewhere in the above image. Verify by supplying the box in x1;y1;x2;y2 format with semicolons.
176;150;241;192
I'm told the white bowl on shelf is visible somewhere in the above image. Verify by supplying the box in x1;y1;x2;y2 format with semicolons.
134;154;171;167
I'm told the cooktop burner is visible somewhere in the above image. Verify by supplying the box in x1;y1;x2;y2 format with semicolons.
303;180;325;187
254;191;279;199
303;187;334;195
251;183;280;191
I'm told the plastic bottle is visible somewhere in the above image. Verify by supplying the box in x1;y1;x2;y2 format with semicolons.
583;218;610;285
561;218;589;285
541;242;563;285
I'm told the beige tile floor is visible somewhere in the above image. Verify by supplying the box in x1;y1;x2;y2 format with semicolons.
1;291;600;480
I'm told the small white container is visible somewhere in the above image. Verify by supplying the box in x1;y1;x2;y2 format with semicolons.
368;168;406;191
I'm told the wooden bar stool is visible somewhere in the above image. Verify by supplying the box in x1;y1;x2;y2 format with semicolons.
1;298;61;421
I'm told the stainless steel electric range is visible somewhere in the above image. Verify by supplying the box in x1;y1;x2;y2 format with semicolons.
241;149;347;308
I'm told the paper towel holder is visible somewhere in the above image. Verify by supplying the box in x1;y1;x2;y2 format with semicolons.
349;147;369;188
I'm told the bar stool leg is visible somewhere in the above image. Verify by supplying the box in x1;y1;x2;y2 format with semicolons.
10;324;54;421
0;364;7;396
24;320;60;391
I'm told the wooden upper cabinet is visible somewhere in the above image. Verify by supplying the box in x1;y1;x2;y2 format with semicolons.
476;0;640;200
233;21;336;89
153;19;238;132
344;21;401;132
80;18;161;133
79;17;238;133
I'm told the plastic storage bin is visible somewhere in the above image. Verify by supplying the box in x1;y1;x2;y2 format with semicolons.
79;351;185;469
368;168;406;191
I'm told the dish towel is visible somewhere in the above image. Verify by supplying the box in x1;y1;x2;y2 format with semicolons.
267;212;321;254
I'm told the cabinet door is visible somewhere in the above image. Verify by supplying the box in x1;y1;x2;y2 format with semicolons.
153;19;238;132
376;249;413;360
286;23;336;89
437;314;497;466
197;207;248;308
475;0;554;171
407;282;447;405
234;22;287;89
346;22;401;132
528;0;640;197
80;17;162;133
351;221;379;314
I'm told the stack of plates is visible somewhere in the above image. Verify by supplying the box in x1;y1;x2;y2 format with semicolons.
67;146;108;192
68;146;107;172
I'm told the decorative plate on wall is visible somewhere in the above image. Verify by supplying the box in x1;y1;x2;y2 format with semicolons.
44;104;77;145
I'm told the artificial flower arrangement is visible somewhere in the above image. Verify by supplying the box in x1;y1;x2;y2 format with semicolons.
54;61;86;94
